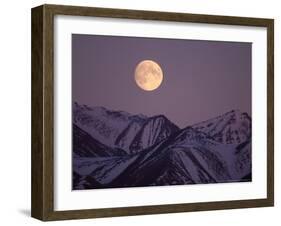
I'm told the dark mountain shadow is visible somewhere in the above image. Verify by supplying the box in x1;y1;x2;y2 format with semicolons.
72;104;252;190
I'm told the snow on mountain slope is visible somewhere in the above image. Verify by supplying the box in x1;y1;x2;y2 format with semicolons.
170;127;251;180
72;106;252;189
73;124;127;157
114;121;144;153
192;110;251;144
74;103;179;154
74;127;251;189
129;115;179;154
111;127;231;187
73;103;147;153
73;155;138;189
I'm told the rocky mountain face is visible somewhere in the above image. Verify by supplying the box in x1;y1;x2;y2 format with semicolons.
73;103;179;154
128;115;179;154
73;124;127;157
192;110;251;144
73;103;252;190
73;103;146;152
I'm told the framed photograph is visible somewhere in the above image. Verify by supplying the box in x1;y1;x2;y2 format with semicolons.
31;4;274;221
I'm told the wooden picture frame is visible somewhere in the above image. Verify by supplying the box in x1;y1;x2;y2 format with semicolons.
31;4;274;221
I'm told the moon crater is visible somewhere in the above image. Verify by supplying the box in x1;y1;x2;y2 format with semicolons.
134;60;163;91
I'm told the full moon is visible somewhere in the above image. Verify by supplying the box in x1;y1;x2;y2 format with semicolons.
134;60;163;91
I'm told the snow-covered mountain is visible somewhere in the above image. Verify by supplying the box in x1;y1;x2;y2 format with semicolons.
73;126;251;189
127;115;179;153
192;110;251;144
74;103;179;154
72;104;252;190
114;121;145;153
73;124;127;157
73;103;147;153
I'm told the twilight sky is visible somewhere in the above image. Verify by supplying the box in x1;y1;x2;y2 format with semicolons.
72;34;251;128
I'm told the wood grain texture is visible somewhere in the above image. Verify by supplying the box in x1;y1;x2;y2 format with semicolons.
31;5;55;220
31;4;274;221
31;5;44;220
267;19;274;206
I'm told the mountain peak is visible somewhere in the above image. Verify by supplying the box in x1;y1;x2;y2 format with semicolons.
73;104;138;149
129;114;179;153
73;102;251;152
192;109;251;144
149;114;169;122
73;105;252;189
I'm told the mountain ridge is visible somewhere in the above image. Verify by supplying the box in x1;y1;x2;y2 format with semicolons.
192;109;251;144
74;103;180;154
72;103;252;189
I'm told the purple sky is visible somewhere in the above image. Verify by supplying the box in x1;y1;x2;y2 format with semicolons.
72;34;251;128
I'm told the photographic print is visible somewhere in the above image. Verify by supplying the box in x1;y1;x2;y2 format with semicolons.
31;5;274;220
72;34;252;190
